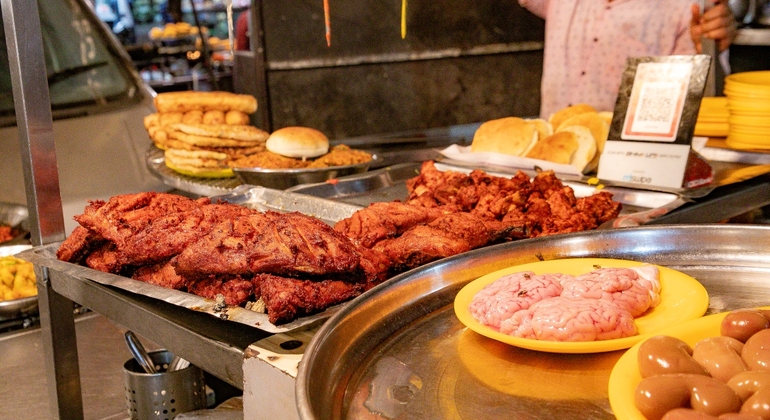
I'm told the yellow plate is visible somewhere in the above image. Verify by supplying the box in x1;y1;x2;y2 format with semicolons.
608;307;770;420
453;258;709;354
726;71;770;90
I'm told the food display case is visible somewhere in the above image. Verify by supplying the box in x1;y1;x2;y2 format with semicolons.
7;3;770;420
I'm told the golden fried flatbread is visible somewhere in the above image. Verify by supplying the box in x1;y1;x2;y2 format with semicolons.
548;104;597;131
154;91;258;114
168;129;264;148
170;123;269;142
525;131;578;164
164;148;234;178
164;139;265;158
225;110;250;125
471;117;538;157
148;126;169;149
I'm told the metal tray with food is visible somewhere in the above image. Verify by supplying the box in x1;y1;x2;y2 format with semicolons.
287;161;688;226
0;245;37;321
0;202;30;246
17;186;363;334
146;146;378;196
296;224;770;420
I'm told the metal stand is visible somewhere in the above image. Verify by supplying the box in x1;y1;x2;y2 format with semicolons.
0;1;80;418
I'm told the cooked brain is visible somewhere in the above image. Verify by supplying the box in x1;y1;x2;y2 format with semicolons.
499;296;638;341
468;271;566;330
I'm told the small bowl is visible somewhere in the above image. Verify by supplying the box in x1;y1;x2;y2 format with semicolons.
233;155;377;190
0;245;37;321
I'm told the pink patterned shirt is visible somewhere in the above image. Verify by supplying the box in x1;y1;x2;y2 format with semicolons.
519;0;697;118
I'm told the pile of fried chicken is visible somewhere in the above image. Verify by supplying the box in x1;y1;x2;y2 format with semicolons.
56;160;620;325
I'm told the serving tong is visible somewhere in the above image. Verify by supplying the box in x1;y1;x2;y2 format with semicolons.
124;331;190;374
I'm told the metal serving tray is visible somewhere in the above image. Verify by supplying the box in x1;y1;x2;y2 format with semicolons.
17;186;363;334
296;224;770;420
287;161;688;226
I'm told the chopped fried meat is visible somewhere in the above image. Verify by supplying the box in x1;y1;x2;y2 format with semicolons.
255;274;367;324
57;226;100;263
175;211;362;280
187;276;255;306
333;201;447;248
132;258;187;290
374;225;471;271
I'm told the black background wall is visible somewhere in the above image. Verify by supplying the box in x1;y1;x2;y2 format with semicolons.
235;0;545;139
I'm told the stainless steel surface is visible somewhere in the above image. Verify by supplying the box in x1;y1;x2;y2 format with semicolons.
2;2;80;420
0;245;37;321
0;202;29;245
0;312;146;420
297;224;770;420
233;158;375;190
124;331;157;374
288;161;686;224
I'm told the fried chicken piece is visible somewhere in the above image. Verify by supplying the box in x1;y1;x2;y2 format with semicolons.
334;201;447;248
406;161;473;205
84;243;122;274
576;191;622;225
187;275;255;306
132;257;187;290
73;192;208;247
175;211;362;280
254;274;367;325
57;225;100;263
118;202;256;267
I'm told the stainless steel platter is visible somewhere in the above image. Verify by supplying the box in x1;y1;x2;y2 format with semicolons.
146;146;377;196
0;245;37;321
15;186;362;334
296;224;770;420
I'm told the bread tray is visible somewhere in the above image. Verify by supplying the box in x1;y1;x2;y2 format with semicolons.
15;186;364;334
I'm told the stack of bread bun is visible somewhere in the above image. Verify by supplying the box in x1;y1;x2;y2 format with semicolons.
144;91;269;177
470;104;613;173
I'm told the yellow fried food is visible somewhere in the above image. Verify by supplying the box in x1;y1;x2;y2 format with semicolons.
0;255;37;300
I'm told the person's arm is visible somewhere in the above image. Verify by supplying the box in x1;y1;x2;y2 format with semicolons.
690;0;736;52
517;0;549;19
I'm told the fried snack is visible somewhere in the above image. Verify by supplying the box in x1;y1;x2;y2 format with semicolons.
170;123;269;142
165;139;265;159
154;91;258;114
306;145;372;168
0;255;37;301
167;130;262;148
181;110;204;124
159;112;184;126
225;110;250;125
202;110;226;125
164;148;233;178
148;126;169;149
144;113;160;129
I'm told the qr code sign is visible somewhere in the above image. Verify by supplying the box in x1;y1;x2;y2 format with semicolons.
636;82;676;123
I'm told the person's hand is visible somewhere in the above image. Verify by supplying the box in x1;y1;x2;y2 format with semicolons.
690;0;737;52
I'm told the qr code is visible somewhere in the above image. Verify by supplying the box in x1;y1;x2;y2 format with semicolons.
636;84;674;123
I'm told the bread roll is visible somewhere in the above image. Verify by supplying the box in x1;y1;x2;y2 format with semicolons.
471;117;538;157
526;118;553;143
524;131;578;164
597;111;614;127
548;104;596;131
556;112;608;154
154;91;258;114
557;126;597;172
266;126;330;158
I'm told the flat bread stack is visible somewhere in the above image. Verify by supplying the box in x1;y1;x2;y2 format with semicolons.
143;91;269;177
471;104;612;173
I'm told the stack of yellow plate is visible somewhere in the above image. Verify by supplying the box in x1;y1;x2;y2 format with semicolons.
694;96;729;137
724;71;770;150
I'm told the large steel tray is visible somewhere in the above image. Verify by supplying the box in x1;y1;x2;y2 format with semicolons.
296;224;770;420
18;186;363;334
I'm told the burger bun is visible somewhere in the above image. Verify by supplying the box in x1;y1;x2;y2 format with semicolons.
266;126;330;159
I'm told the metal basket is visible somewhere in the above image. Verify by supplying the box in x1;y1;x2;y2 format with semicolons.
123;350;207;420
